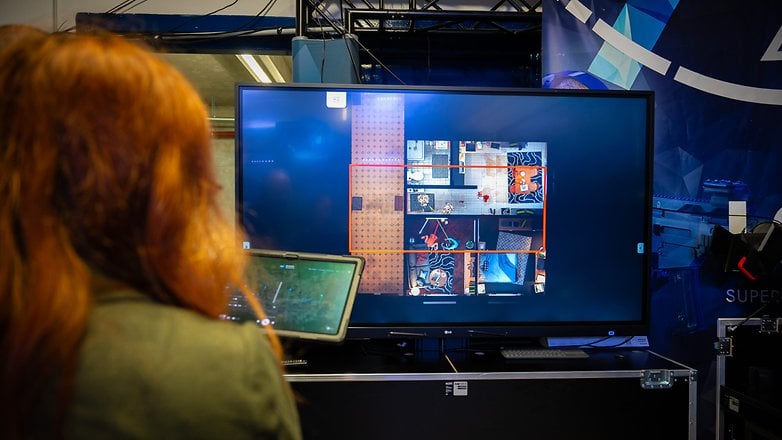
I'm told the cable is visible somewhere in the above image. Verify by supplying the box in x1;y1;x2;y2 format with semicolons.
106;0;138;14
161;0;240;34
351;36;407;85
60;0;148;33
305;0;404;85
319;10;327;84
151;0;284;45
728;302;772;332
343;35;363;83
121;0;152;13
304;0;347;37
101;0;283;42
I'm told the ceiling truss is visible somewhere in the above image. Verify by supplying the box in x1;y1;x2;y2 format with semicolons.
296;0;542;38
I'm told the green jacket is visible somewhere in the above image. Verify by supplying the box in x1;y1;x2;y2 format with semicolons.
63;289;302;439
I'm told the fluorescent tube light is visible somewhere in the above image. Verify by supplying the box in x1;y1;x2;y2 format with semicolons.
236;54;272;83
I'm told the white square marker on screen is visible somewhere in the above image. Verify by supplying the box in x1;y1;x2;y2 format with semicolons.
326;91;347;108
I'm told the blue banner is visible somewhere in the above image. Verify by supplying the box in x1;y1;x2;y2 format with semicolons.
543;1;782;436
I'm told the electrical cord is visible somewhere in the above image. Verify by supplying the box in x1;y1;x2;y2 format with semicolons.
728;302;772;332
156;0;279;38
97;0;284;43
106;0;139;14
118;0;153;14
160;0;240;34
305;0;405;85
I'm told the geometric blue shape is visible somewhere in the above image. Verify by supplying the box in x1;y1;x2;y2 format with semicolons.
586;1;680;90
628;0;680;23
588;42;643;90
626;5;667;49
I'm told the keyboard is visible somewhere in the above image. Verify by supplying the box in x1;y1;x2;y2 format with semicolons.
500;348;589;360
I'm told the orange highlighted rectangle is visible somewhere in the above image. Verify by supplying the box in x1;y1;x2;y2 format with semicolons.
348;164;546;254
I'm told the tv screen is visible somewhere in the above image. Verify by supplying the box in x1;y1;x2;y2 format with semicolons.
236;84;653;339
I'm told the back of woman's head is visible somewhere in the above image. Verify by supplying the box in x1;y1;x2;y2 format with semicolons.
0;24;46;51
1;31;243;309
0;31;257;436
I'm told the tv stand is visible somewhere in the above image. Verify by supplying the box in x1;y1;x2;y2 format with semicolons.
284;341;696;439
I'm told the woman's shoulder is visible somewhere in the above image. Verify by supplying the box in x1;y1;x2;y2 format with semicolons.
69;288;301;439
81;287;279;392
90;288;263;350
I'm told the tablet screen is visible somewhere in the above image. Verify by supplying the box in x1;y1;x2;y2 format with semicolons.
225;250;364;342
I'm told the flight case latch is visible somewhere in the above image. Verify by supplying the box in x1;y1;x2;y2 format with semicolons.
715;336;733;357
641;369;673;389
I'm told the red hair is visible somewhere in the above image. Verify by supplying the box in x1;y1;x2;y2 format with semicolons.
0;31;277;437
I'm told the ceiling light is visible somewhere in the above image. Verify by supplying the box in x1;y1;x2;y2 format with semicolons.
258;55;285;83
236;54;272;83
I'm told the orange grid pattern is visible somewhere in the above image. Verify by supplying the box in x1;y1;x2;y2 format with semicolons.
350;94;405;294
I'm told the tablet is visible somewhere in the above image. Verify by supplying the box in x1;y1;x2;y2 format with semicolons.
225;250;364;342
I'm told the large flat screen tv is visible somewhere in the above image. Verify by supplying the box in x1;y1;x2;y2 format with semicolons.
236;84;653;339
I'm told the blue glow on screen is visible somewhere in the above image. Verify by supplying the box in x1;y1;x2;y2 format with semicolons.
236;85;652;336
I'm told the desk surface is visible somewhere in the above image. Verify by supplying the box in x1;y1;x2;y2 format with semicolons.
282;339;694;377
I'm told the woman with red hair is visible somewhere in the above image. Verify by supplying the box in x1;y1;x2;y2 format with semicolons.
0;30;301;439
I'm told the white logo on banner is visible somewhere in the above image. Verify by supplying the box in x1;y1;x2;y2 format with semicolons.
761;25;782;61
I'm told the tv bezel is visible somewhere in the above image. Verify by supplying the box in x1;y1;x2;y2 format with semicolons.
235;83;654;340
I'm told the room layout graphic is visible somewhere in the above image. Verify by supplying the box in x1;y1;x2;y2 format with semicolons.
348;94;547;297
